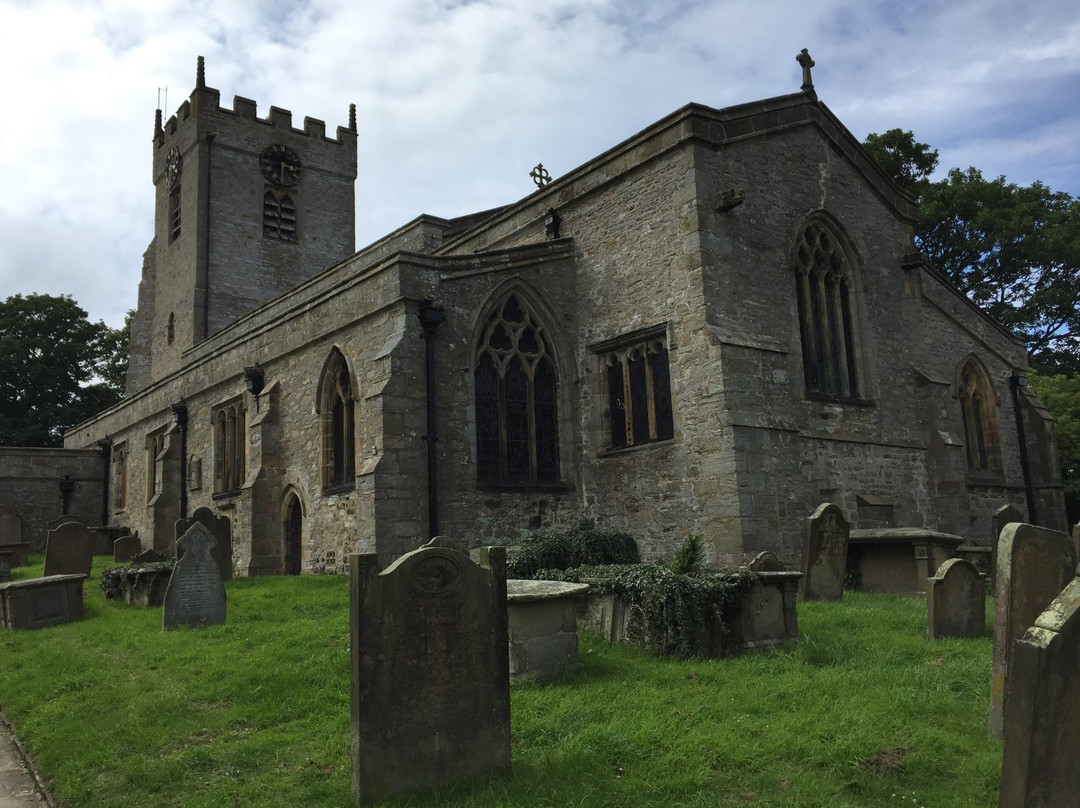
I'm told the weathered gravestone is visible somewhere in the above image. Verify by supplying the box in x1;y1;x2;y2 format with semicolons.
43;519;95;577
132;547;167;564
113;535;142;563
162;522;226;630
990;503;1023;593
175;507;232;581
990;522;1077;736
999;568;1080;807
927;558;985;640
798;503;848;601
350;537;510;805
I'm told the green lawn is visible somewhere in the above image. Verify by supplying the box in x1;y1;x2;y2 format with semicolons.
0;557;1000;807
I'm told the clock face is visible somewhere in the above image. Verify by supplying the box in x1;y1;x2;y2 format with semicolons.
260;144;302;186
166;147;183;188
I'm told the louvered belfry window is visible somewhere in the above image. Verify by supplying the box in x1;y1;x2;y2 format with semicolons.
264;189;297;241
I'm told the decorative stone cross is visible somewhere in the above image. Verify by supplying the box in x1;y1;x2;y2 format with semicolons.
796;48;815;92
530;163;552;188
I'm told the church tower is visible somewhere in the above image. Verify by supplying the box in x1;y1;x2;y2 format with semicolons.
126;56;358;392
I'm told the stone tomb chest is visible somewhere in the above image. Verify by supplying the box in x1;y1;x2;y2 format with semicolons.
506;579;590;679
0;574;87;630
847;528;965;594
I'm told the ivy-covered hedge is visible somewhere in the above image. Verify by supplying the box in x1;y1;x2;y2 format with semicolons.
506;521;640;579
540;562;759;658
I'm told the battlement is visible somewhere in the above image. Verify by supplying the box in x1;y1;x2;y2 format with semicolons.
154;56;357;150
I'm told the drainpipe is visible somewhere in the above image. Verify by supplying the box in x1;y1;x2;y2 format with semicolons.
171;401;189;520
418;301;445;539
97;441;111;526
1010;373;1037;525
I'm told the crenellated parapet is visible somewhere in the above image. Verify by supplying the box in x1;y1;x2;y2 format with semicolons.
152;55;357;157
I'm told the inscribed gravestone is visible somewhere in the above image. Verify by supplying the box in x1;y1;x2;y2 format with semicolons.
43;519;95;577
999;570;1080;806
990;522;1076;736
175;507;233;581
113;535;141;563
350;537;510;805
927;558;985;640
798;503;848;601
162;522;226;630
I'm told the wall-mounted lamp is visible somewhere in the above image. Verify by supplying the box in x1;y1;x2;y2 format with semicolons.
244;365;265;412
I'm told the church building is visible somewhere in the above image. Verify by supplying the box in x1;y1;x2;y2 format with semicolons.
60;56;1066;574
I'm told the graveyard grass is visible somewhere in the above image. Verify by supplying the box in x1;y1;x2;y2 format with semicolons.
1;557;1000;807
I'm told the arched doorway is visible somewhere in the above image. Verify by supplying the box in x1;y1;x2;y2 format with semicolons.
283;493;303;575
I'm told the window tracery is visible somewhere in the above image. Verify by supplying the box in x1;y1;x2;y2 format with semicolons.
319;350;355;491
474;294;559;483
958;358;1003;475
794;220;862;401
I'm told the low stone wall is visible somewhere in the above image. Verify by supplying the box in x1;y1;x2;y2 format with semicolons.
0;448;105;552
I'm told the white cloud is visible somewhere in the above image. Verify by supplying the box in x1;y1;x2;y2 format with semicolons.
0;0;1077;327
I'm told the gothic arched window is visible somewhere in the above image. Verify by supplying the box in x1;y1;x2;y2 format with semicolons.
319;349;355;491
958;357;1003;475
794;221;862;401
474;294;559;484
214;402;245;494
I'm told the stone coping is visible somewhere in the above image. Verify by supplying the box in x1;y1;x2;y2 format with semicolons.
506;579;590;603
0;573;88;591
849;528;965;546
754;570;804;582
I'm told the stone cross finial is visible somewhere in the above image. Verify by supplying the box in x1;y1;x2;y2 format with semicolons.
196;55;206;89
796;48;815;92
530;163;552;189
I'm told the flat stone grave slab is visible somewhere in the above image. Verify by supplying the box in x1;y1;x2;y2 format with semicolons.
507;579;589;679
350;538;510;805
927;558;985;639
43;520;95;578
163;522;226;630
0;574;87;630
799;503;848;601
990;522;1076;736
999;570;1080;806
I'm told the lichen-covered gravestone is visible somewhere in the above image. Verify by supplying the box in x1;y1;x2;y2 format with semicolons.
350;537;510;805
999;569;1080;806
989;504;1023;593
798;503;849;601
175;507;233;581
927;558;985;640
990;523;1076;736
162;522;226;630
43;519;95;577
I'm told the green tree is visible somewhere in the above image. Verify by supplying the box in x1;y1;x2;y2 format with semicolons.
0;293;125;447
864;132;1080;374
1028;369;1080;520
918;169;1080;373
862;128;939;194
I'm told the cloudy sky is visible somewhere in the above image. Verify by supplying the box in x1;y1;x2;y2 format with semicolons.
1;0;1078;329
